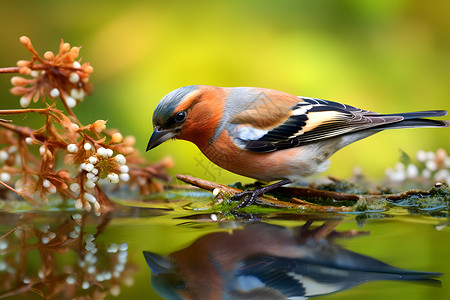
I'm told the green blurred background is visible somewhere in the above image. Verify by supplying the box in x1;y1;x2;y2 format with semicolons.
1;0;449;184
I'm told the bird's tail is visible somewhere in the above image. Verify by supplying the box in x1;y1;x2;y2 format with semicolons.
374;110;449;130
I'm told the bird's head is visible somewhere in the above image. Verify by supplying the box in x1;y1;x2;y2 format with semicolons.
147;85;224;151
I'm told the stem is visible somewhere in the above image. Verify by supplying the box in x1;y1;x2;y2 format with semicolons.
0;64;49;74
0;67;19;73
0;108;52;115
0;121;33;136
0;225;19;240
0;180;21;195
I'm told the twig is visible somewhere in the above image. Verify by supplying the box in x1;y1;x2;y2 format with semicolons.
0;67;19;74
0;225;19;240
0;180;21;196
275;186;360;201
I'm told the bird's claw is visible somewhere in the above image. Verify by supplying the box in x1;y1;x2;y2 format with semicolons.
232;190;260;209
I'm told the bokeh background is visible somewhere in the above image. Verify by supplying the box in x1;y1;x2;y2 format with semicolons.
1;0;449;184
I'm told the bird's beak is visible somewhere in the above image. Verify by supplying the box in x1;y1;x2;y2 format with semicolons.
143;251;174;275
146;128;176;151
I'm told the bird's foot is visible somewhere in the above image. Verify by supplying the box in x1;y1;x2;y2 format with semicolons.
231;179;292;209
231;189;262;209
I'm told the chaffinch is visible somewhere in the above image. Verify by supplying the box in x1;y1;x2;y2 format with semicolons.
143;222;441;299
147;85;449;207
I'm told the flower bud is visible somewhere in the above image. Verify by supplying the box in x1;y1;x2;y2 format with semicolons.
114;154;126;165
111;132;123;144
107;173;119;183
44;51;55;61
92;120;107;134
67;144;79;153
10;76;28;86
18;66;31;75
20;96;31;108
19;36;31;48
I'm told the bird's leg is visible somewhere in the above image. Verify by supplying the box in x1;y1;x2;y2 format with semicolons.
232;179;292;209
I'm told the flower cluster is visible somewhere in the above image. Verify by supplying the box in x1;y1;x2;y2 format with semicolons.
0;36;172;213
0;213;136;298
385;148;450;186
10;36;93;113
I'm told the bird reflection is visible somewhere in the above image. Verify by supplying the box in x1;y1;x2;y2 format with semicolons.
143;220;441;300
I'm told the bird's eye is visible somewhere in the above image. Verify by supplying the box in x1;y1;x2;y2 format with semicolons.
173;111;187;123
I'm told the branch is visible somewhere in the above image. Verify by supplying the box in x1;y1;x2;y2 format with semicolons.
176;174;352;212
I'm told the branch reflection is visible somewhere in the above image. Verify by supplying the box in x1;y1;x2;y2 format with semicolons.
0;212;136;298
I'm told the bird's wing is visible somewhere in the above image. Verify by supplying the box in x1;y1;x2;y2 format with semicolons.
230;96;404;152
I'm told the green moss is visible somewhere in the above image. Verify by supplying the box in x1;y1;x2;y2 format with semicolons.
316;179;370;194
353;197;389;212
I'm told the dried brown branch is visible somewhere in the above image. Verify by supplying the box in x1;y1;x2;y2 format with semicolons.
275;186;360;201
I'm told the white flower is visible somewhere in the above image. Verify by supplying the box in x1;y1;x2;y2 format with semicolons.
91;168;99;175
85;180;96;189
47;184;57;194
119;173;130;182
8;146;17;153
82;281;90;290
114;154;126;165
88;156;98;164
50;88;60;98
67;144;79;153
107;173;119;183
84;143;92;151
20;96;30;108
434;169;450;182
425;160;437;172
25;137;33;145
0;172;11;182
422;169;431;179
30;70;40;78
119;165;129;173
84;192;97;203
119;243;128;251
72;214;82;220
85;163;94;172
42;179;51;188
70;123;80;131
65;96;77;108
107;243;119;253
426;151;436;161
66;276;76;285
39;145;46;156
96;273;105;282
406;164;419;178
75;199;83;210
105;148;113;157
0;150;9;162
73;61;81;69
416;150;427;162
71;88;85;99
69;72;80;83
97;147;106;157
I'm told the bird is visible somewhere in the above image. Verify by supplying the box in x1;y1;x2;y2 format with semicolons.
146;85;449;207
143;221;442;299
